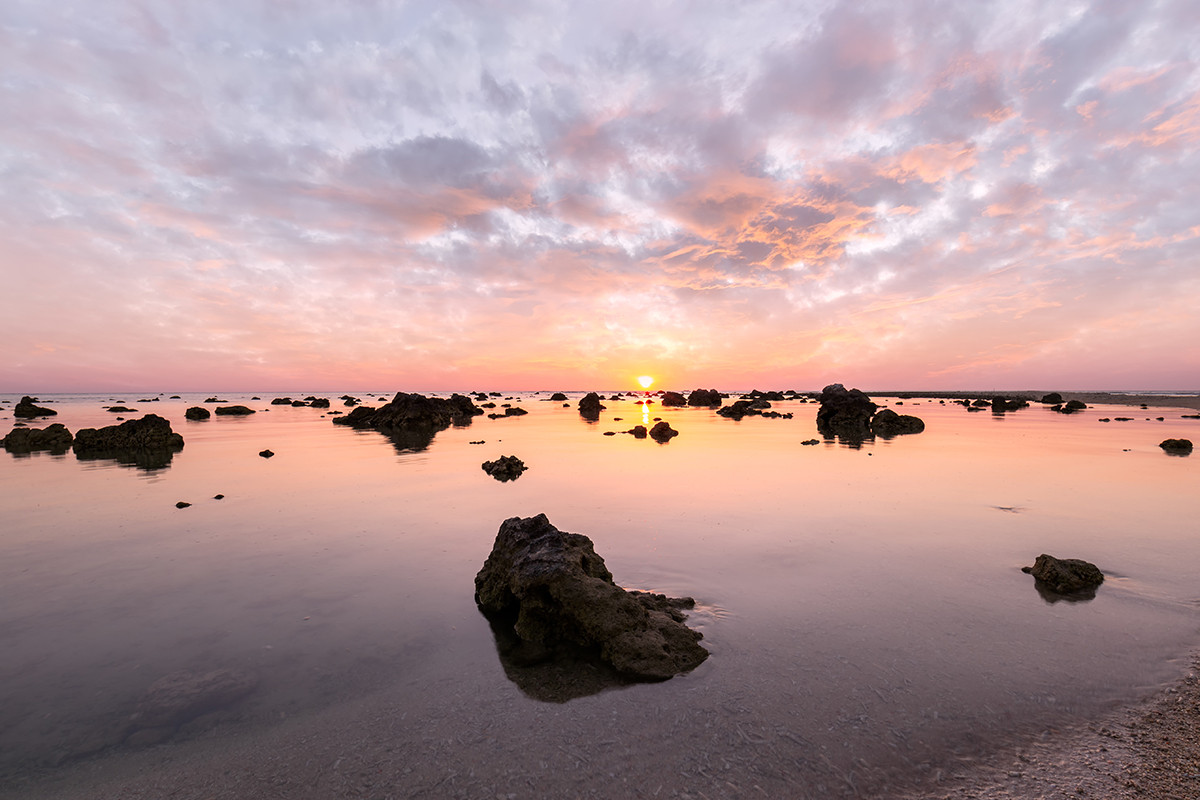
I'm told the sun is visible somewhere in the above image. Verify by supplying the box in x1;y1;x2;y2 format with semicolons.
637;375;654;389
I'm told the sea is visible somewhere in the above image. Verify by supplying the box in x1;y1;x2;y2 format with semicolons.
1;390;1198;798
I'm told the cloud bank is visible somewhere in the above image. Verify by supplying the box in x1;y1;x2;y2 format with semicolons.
2;0;1198;391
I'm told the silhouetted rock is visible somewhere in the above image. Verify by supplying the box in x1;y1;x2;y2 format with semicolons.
628;425;648;439
578;392;605;420
991;397;1028;413
550;392;568;401
482;455;527;481
2;423;73;454
175;501;191;509
332;392;481;453
1159;438;1193;455
309;398;330;408
1054;399;1087;414
815;384;876;441
1039;392;1064;404
214;405;256;416
649;421;678;442
687;389;723;407
270;398;292;405
73;414;184;470
474;514;707;681
14;396;56;418
259;449;274;458
105;406;136;413
184;407;210;420
660;391;687;407
1022;554;1104;595
871;408;926;437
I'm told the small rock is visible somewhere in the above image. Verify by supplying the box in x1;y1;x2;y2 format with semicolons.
1159;439;1193;455
481;455;527;482
259;449;274;458
648;421;678;442
1021;554;1104;594
176;501;191;509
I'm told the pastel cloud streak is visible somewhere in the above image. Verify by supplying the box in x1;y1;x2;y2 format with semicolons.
1;0;1198;391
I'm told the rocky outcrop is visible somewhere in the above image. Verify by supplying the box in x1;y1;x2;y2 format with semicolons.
14;396;56;418
474;514;708;681
333;392;482;454
660;391;687;407
687;389;723;407
648;421;678;442
482;455;527;481
214;405;256;416
871;408;926;437
716;398;773;420
73;414;184;470
1159;438;1193;455
578;392;605;420
184;406;210;420
1022;554;1104;594
2;423;73;454
815;384;877;440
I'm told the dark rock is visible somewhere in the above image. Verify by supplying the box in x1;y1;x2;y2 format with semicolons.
660;391;687;407
578;392;605;420
309;398;330;408
474;514;707;681
184;406;210;420
73;414;185;470
1159;438;1193;455
1040;392;1064;404
105;406;136;413
815;384;877;441
214;405;256;416
213;494;225;500
648;421;678;442
3;423;73;454
687;389;722;407
504;407;528;416
175;501;191;509
203;397;223;403
127;669;258;735
990;397;1028;413
1055;399;1087;414
800;439;820;445
332;392;481;453
259;449;274;458
628;425;648;439
14;396;56;418
270;398;292;405
482;455;527;481
871;408;926;437
1021;554;1104;595
550;393;568;401
290;400;307;407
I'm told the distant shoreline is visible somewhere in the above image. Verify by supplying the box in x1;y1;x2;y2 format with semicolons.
866;391;1200;411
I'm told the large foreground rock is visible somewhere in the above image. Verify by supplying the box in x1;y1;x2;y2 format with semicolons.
3;423;73;453
333;392;481;452
14;396;56;418
73;414;184;469
815;384;877;440
1022;554;1104;594
474;514;708;681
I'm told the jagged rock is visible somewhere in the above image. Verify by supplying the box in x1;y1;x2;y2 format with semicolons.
474;514;708;680
660;392;687;407
815;384;877;440
184;407;210;420
648;421;678;442
1022;554;1104;594
73;414;185;470
333;392;481;453
1159;438;1193;454
127;669;258;735
687;389;722;407
482;455;527;481
578;392;605;420
14;396;56;418
550;393;568;401
871;408;926;437
2;423;73;453
1040;392;1064;404
214;405;256;416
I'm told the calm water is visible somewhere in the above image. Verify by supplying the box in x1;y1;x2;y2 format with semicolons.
2;391;1198;798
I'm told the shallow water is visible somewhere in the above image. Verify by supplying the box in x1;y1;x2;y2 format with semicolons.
1;391;1198;797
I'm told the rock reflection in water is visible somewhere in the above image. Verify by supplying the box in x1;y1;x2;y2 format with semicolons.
484;615;634;702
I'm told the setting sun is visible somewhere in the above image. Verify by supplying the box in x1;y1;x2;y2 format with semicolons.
637;375;654;389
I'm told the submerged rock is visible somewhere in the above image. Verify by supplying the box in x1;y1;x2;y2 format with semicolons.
578;392;605;420
1022;554;1104;595
482;455;527;481
1159;438;1193;455
474;514;708;681
2;423;73;454
73;414;184;470
127;669;258;735
14;396;56;418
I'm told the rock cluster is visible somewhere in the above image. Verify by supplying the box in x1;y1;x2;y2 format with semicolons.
73;414;185;470
2;423;73;454
815;384;925;442
474;514;708;681
482;455;527;481
333;392;482;453
1022;554;1104;594
14;396;56;418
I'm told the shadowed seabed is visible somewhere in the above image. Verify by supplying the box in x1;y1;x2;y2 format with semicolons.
0;390;1198;799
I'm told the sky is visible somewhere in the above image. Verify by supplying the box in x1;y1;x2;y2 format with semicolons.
2;0;1198;393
